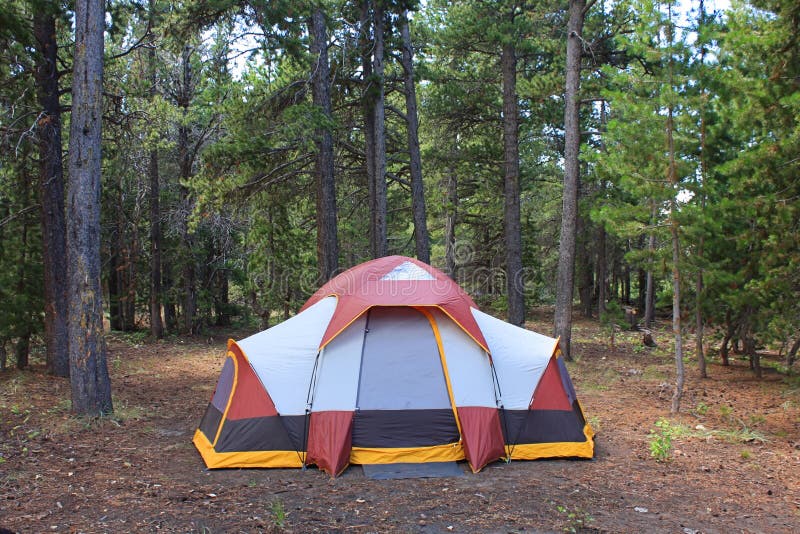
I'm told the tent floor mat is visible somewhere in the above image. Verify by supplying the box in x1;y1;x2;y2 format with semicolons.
361;461;464;480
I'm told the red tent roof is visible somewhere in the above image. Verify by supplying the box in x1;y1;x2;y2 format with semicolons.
301;256;488;351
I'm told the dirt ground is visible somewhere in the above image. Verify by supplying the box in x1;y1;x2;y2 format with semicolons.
1;314;799;533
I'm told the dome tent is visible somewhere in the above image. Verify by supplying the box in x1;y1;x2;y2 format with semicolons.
193;256;594;475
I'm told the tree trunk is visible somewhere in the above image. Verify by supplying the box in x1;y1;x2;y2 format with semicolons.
67;0;113;416
113;180;132;331
163;267;176;331
554;0;587;355
644;204;657;328
15;335;30;370
360;1;376;260
15;161;31;371
785;337;799;370
696;97;708;377
34;10;69;377
720;309;733;366
148;2;163;339
108;237;123;331
371;0;388;258
667;102;684;414
623;260;631;304
400;10;430;264
501;42;524;326
745;334;761;379
309;7;339;281
149;146;163;337
180;183;196;335
444;144;458;279
637;264;646;314
577;212;593;318
178;47;196;335
695;232;706;378
125;220;139;331
597;224;607;318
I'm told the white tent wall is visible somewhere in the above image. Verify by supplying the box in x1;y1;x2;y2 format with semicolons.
240;296;337;415
471;308;556;410
311;314;366;411
430;308;497;408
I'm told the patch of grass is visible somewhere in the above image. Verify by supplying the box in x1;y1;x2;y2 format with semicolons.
113;399;145;422
588;416;602;432
665;420;770;445
580;367;619;391
642;365;668;381
693;402;709;416
711;426;769;444
110;330;149;347
748;414;766;427
740;449;751;459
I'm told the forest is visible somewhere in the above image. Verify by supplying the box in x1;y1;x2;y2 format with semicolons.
1;0;799;531
1;0;799;412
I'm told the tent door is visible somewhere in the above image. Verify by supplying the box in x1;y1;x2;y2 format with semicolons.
352;307;460;452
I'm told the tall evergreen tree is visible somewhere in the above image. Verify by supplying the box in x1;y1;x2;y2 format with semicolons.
67;0;113;415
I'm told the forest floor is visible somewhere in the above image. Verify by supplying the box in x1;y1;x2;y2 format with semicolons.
1;311;799;533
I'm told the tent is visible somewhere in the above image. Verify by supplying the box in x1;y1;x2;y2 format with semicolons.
193;256;594;475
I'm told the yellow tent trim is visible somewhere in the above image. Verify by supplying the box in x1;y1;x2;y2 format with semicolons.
505;423;595;460
416;307;463;439
350;442;465;465
211;346;239;448
194;429;305;469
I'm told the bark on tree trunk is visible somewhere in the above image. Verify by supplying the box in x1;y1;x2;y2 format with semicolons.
501;42;524;326
745;333;761;378
444;142;458;279
695;238;706;378
644;204;657;328
577;212;593;318
163;266;176;331
622;263;631;306
360;1;376;260
108;237;123;331
597;223;607;318
371;0;388;258
786;337;799;370
309;8;339;281
67;0;113;416
400;10;430;264
554;0;587;356
178;46;196;335
667;103;684;414
147;3;163;339
149;146;163;337
15;335;30;370
180;184;196;335
720;309;733;366
637;263;646;314
34;10;69;377
125;221;138;331
16;159;31;370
